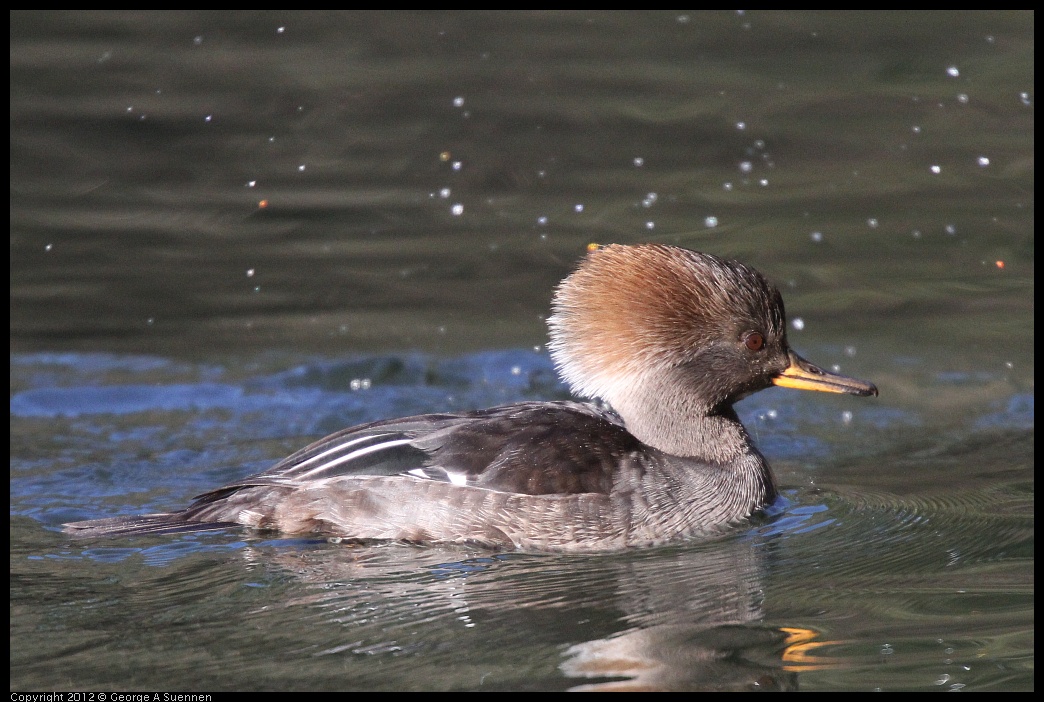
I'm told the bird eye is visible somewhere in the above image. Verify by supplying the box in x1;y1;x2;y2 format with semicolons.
743;332;764;351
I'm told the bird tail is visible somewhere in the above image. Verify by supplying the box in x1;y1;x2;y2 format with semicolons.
63;513;237;537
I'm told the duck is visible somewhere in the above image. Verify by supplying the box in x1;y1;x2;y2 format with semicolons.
64;243;877;552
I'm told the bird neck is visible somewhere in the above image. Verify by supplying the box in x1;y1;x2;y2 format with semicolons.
613;392;755;464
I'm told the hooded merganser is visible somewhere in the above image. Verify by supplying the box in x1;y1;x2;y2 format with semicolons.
64;244;877;552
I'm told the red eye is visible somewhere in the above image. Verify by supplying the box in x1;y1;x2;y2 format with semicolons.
744;332;764;351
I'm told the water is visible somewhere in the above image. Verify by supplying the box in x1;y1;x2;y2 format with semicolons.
11;11;1033;691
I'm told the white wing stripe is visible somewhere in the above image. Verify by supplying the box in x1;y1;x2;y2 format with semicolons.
295;437;416;479
291;432;397;472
